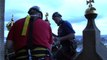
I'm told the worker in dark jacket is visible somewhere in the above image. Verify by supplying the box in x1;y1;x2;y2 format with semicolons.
52;12;76;60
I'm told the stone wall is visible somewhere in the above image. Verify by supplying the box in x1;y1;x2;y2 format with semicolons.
0;0;5;60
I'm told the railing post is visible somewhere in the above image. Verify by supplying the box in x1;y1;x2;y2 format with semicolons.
0;0;5;60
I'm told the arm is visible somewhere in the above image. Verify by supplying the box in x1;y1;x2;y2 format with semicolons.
6;22;15;50
5;24;15;59
5;40;13;55
60;33;75;41
5;40;13;60
54;33;75;46
5;40;13;50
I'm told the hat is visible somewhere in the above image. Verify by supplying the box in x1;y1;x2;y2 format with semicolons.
52;12;62;18
28;6;43;18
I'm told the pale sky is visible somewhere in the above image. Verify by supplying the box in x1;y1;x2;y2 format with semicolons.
4;0;107;37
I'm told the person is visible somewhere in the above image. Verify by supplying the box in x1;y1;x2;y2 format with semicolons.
52;12;77;60
5;6;53;60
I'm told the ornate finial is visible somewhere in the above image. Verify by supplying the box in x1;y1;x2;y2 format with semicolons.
11;15;14;26
45;12;48;20
45;12;51;25
6;15;14;31
11;15;14;21
85;0;96;14
86;0;94;7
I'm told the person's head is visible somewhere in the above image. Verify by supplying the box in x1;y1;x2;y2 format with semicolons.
28;6;43;19
52;12;62;25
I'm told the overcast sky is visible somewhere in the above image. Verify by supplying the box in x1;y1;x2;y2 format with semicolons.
4;0;107;37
